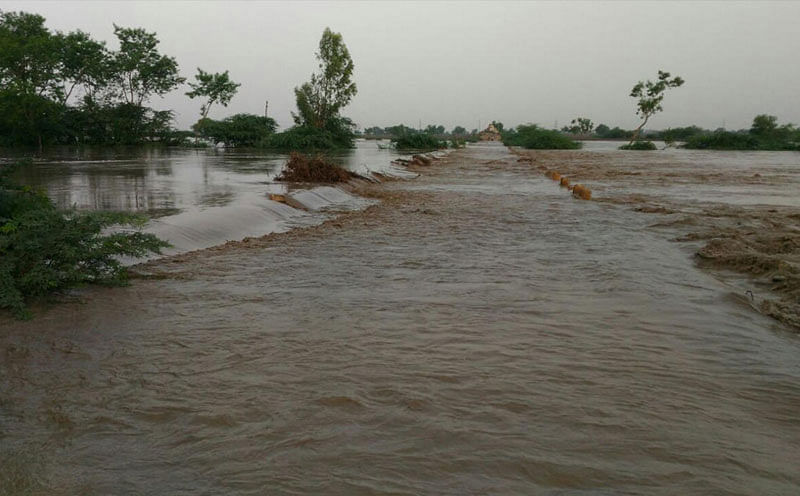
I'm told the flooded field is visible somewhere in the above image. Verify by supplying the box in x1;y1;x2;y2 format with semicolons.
4;140;414;254
2;143;800;494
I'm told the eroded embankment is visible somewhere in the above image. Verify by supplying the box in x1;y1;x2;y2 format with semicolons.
512;148;800;329
131;153;452;277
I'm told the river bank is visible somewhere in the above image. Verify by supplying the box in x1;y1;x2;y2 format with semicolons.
2;143;799;494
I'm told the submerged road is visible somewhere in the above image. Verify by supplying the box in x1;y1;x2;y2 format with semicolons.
2;143;799;495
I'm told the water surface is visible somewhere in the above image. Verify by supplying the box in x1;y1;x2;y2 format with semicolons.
1;143;799;495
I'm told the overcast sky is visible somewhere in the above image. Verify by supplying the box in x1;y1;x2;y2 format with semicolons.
5;1;799;131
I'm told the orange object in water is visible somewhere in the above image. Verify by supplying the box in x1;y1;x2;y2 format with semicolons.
572;184;592;200
560;177;570;188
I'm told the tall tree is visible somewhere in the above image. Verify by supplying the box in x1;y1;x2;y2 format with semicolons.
57;30;109;104
293;27;357;129
0;11;62;98
186;68;240;120
628;70;684;144
110;25;185;106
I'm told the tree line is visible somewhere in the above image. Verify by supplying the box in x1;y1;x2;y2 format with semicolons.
0;11;359;151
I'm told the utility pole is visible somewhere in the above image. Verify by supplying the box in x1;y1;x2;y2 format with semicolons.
264;100;269;120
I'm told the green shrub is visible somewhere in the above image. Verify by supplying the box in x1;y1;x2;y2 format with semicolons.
619;140;657;150
502;125;581;149
0;163;169;318
392;133;444;151
194;113;277;147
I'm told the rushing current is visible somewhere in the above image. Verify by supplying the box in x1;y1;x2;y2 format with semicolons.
1;142;799;495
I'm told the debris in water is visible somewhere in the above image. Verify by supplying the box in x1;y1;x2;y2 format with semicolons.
276;152;363;183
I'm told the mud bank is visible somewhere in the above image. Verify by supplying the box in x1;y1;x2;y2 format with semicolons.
513;147;800;330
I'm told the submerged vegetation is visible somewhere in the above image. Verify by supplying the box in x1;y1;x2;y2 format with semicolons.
502;125;581;149
194;113;277;147
0;162;168;318
683;115;800;151
276;152;361;183
619;140;657;150
392;132;445;151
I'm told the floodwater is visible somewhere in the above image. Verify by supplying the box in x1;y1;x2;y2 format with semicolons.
2;143;800;494
5;139;414;254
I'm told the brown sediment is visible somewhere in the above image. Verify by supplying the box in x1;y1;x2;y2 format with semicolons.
513;147;800;330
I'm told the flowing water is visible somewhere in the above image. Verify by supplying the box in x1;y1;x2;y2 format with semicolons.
1;143;800;495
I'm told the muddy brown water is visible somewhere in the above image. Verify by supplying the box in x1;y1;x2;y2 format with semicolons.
2;143;800;494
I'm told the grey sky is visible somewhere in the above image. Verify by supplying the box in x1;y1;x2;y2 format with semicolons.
5;1;799;131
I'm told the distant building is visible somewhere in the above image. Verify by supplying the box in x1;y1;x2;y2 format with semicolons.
479;123;502;141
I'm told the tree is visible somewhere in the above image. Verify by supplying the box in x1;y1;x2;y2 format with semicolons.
0;11;62;97
595;123;610;136
186;68;240;120
491;120;504;131
0;11;64;148
424;124;445;135
57;30;109;105
569;117;594;134
452;126;467;135
293;27;357;130
628;70;684;144
750;114;778;137
110;25;185;106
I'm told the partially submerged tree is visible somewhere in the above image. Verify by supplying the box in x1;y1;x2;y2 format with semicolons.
627;70;684;144
293;27;357;130
186;68;240;120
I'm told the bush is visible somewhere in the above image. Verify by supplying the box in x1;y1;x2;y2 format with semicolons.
392;133;444;151
619;140;657;150
595;125;632;139
502;125;581;149
194;113;277;147
275;152;361;183
0;163;169;318
262;125;355;151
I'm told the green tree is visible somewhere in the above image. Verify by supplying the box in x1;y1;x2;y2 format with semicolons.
186;68;240;120
57;30;109;105
491;120;504;131
594;123;610;136
293;27;357;129
569;117;594;134
424;124;445;135
451;126;467;135
110;25;185;106
750;114;778;137
0;11;64;148
628;70;684;144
